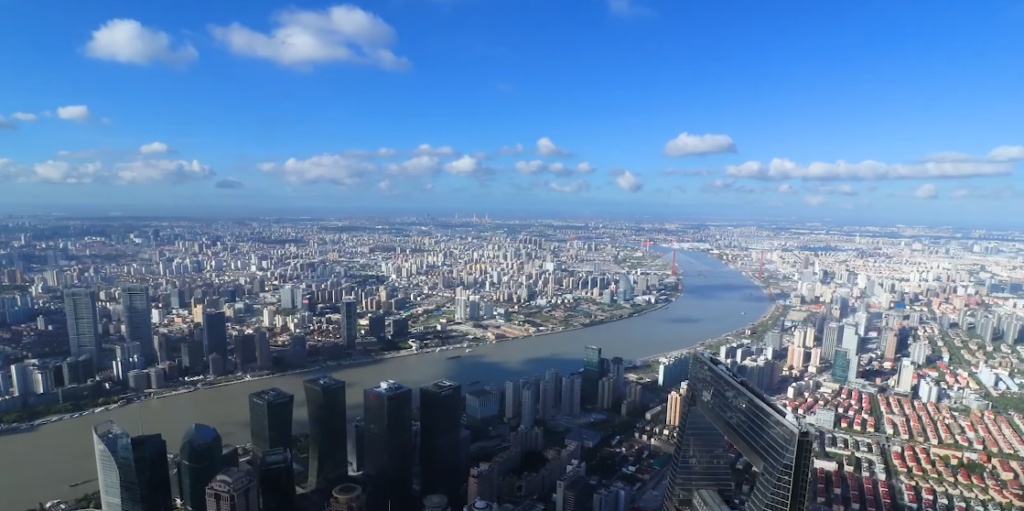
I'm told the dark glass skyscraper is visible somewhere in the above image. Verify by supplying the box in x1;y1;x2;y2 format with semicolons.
249;388;294;455
65;287;99;373
419;380;466;507
581;345;605;406
93;420;173;511
256;448;296;511
663;352;814;511
305;376;348;490
341;298;358;349
203;310;228;361
364;380;415;511
121;284;154;363
179;423;224;511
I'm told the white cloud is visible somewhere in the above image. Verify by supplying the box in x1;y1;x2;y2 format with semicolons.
30;161;105;184
988;145;1024;163
56;105;90;122
115;159;214;184
804;195;826;207
10;113;37;122
725;156;1015;181
261;154;375;186
498;143;524;155
615;171;644;192
777;183;793;194
576;162;595;174
443;155;480;175
139;141;171;154
814;184;858;196
86;19;198;66
549;180;590;193
535;137;571;157
412;144;456;157
664;132;736;157
378;179;394;193
386;155;439;178
950;188;971;199
346;147;397;157
209;5;409;70
515;160;547;175
914;183;938;199
607;0;652;17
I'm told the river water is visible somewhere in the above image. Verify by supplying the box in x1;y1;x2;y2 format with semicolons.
0;251;769;510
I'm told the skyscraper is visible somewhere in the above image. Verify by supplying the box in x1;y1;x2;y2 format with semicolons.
341;298;358;349
248;388;294;455
504;379;520;421
619;273;634;301
180;424;224;511
831;349;851;385
582;346;604;407
821;322;842;362
560;373;581;417
882;328;899;363
663;352;813;511
203;310;228;361
305;376;348;490
93;420;173;511
65;288;99;373
205;467;259;511
364;380;415;511
122;284;154;363
420;380;466;507
256;448;295;511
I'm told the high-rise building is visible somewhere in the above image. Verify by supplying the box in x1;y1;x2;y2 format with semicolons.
896;358;915;393
122;284;154;363
180;424;224;511
560;373;581;417
93;420;173;511
831;349;851;385
420;380;466;506
465;388;500;429
658;356;690;389
329;483;367;511
663;352;813;511
305;376;348;490
504;379;521;421
582;346;604;406
254;329;271;369
203;311;228;361
10;362;31;396
521;382;536;428
909;341;931;365
363;380;415;511
341;298;358;349
597;377;615;411
255;448;295;511
65;288;99;373
248;388;294;455
619;273;634;301
821;322;842;362
666;386;684;426
881;328;898;363
205;467;258;511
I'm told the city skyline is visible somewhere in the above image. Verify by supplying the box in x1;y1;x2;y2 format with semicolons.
2;2;1023;223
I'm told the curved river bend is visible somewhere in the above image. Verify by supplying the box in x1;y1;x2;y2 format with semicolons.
0;251;769;510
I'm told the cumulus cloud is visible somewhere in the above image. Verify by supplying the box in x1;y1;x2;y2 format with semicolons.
950;188;971;199
914;183;938;199
139;141;171;154
725;146;1024;181
57;105;90;122
515;160;547;175
412;144;456;157
804;195;826;207
549;180;590;193
86;19;198;66
615;171;643;192
661;168;715;176
812;184;858;196
664;132;736;157
10;113;37;122
115;159;214;184
378;179;396;194
260;154;375;186
701;178;754;194
215;178;245;189
535;137;571;157
346;147;397;158
443;155;481;175
515;160;592;176
498;143;524;155
386;155;440;178
576;162;595;174
777;183;793;194
31;161;105;184
209;5;409;70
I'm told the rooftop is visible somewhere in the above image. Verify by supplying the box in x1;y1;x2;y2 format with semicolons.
250;387;293;402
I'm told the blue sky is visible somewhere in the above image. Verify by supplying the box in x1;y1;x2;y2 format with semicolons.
1;0;1023;225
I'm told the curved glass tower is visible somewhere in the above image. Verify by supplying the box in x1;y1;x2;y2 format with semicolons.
180;423;224;511
93;420;171;511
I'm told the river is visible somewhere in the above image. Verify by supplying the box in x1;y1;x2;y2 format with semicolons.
0;251;769;510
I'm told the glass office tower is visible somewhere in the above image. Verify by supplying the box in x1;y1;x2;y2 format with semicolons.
582;345;604;406
121;284;154;363
180;424;224;511
248;388;294;455
364;380;415;511
420;380;466;507
65;287;99;373
305;376;348;490
256;448;296;511
93;420;173;511
663;352;814;511
202;310;228;360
